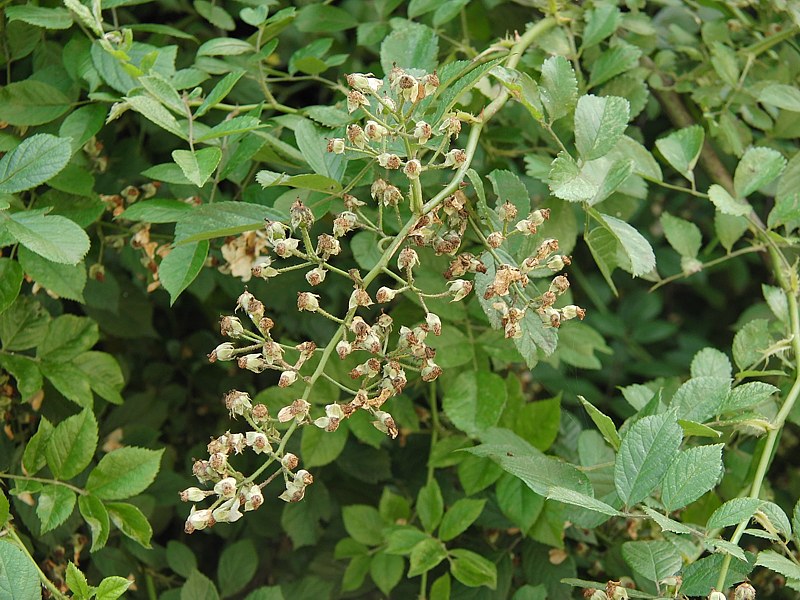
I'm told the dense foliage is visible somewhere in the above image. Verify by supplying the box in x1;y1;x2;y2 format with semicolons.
2;0;800;598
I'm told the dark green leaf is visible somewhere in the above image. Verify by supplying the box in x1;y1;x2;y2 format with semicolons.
107;502;153;548
17;247;87;301
86;447;164;500
300;424;347;467
6;6;72;29
342;505;384;546
295;4;357;32
733;146;786;198
417;479;444;534
655;125;704;181
661;444;723;511
588;42;641;87
442;370;507;437
118;199;193;223
181;570;220;600
380;20;438;75
369;552;404;596
0;82;71;127
578;395;621;450
218;539;258;598
707;498;763;529
622;540;682;582
172;148;222;187
0;258;23;314
159;240;209;305
0;541;42;600
546;487;621;517
438;499;486;542
167;541;197;578
45;408;97;479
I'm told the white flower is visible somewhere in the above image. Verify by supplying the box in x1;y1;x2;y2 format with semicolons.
212;497;243;523
214;477;238;498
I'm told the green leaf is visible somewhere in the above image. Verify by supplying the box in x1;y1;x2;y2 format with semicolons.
95;576;132;600
384;526;428;555
78;494;110;552
771;151;800;230
734;147;786;198
0;540;42;600
594;212;656;277
407;538;447;577
369;552;404;596
449;549;497;589
8;210;89;266
642;506;695;535
342;555;371;592
0;296;50;351
172;148;222;188
0;134;72;194
17;247;87;301
195;116;265;142
430;573;451;600
417;479;444;534
707;498;763;529
0;490;8;528
588;42;641;88
197;38;253;56
716;212;749;251
621;541;682;582
65;562;89;599
488;169;531;217
732;319;771;370
126;95;187;140
74;352;124;405
342;505;384;546
37;315;98;363
300;424;347;467
678;420;722;438
670;376;731;423
195;71;245;118
722;382;779;413
167;541;197;578
174;201;285;245
256;170;342;194
218;539;258;598
574;95;630;161
546;487;622;517
442;371;507;437
380;20;439;75
0;82;71;127
549;153;597;202
710;42;739;86
22;418;53;475
45;408;97;479
755;549;800;579
655;125;704;181
86;447;164;500
491;66;543;122
181;570;220;600
119;199;193;223
661;444;723;512
681;553;753;597
159;240;209;305
438;499;486;542
6;6;73;29
194;0;234;30
540;55;578;122
495;474;544;532
36;485;76;533
578;395;621;451
512;395;561;451
0;258;23;314
295;4;357;32
758;83;800;112
708;183;753;217
614;412;683;506
40;360;93;407
107;502;153;548
661;212;702;258
691;347;732;379
582;4;621;49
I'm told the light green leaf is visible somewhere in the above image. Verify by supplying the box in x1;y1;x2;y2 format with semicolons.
75;352;125;405
95;576;131;600
734;147;786;198
546;487;622;517
438;499;486;542
588;42;641;87
197;38;253;56
495;474;544;533
174;201;285;245
0;259;23;314
40;361;93;407
380;20;438;75
661;444;723;512
670;376;731;423
0;82;71;127
417;479;444;534
707;497;763;529
487;169;530;217
78;494;110;552
17;246;87;300
126;95;187;140
65;562;89;599
194;116;265;142
722;382;779;413
678;420;722;438
732;319;771;370
582;5;621;49
45;408;97;479
369;552;404;596
181;570;219;600
107;502;153;548
300;424;347;467
22;418;53;475
759;84;800;112
194;0;234;30
37;485;76;533
578;395;621;451
755;550;800;579
172;147;222;188
342;505;384;546
512;395;561;451
770;151;800;230
256;170;342;194
549;152;598;202
159;240;209;305
661;212;702;258
0;490;8;529
622;540;682;582
710;42;739;86
716;212;749;251
574;95;630;161
442;371;507;437
691;347;733;379
0;541;42;600
491;66;543;122
37;315;98;363
118;199;193;223
195;71;245;118
449;549;497;589
407;538;447;577
139;73;184;114
595;212;656;277
655;125;704;181
540;55;578;122
295;4;357;32
0;134;72;194
218;539;258;598
614;412;683;506
384;526;427;555
6;6;72;29
86;447;164;500
642;506;695;535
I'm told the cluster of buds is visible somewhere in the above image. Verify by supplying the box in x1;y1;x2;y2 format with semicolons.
406;191;469;256
584;580;630;600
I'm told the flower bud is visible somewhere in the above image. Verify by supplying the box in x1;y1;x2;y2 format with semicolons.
326;138;345;154
377;152;401;169
220;316;245;338
498;202;518;222
185;507;213;532
214;477;238;498
238;353;268;373
278;370;298;387
297;292;320;312
208;342;236;362
264;220;286;241
734;582;755;600
306;266;327;286
376;287;397;303
403;159;422;180
425;313;442;336
180;487;208;502
281;453;299;470
224;390;252;417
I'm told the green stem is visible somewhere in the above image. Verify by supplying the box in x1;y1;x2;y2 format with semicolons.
0;473;87;496
4;527;69;600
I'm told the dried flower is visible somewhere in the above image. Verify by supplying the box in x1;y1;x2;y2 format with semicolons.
364;120;388;141
238;354;268;373
277;398;311;422
443;148;466;168
297;292;320;312
185;507;213;533
327;138;346;154
398;247;420;270
448;279;473;302
377;152;401;169
347;89;370;113
180;487;208;502
220;316;245;338
214;477;238;499
346;72;382;93
224;390;252;418
209;342;236;362
414;121;432;144
403;159;422;180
